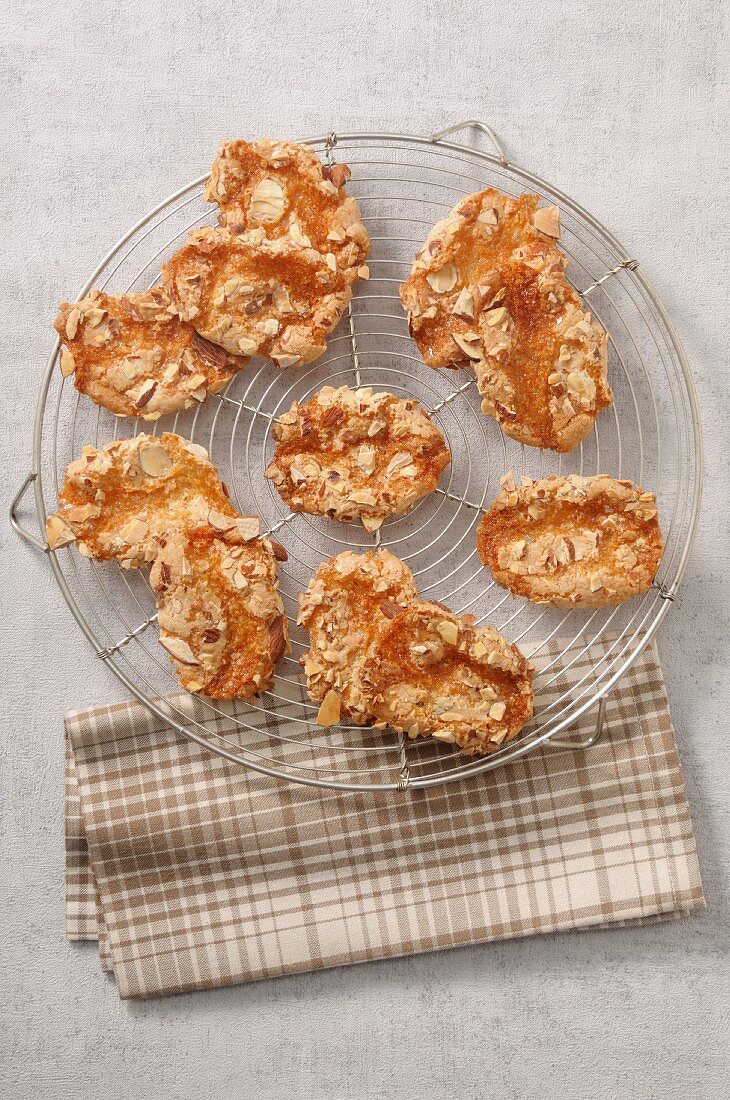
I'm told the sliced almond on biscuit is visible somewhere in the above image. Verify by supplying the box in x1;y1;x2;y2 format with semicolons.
46;514;76;549
432;730;457;743
436;620;459;645
533;205;560;238
160;635;200;665
235;516;260;541
451;287;475;319
249;178;285;222
316;689;341;726
138;442;172;477
60;348;76;377
208;509;237;531
426;263;458;294
452;333;482;360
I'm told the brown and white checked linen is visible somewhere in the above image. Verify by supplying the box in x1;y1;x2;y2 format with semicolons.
65;635;704;999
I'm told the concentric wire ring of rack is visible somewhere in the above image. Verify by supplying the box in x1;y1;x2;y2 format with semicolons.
11;121;702;791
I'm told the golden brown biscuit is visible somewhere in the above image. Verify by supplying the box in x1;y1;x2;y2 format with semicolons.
265;385;451;531
297;549;418;723
163;226;350;367
150;525;289;700
54;287;246;419
205;138;369;286
47;433;290;699
477;472;663;607
45;433;238;567
400;189;611;452
361;600;534;754
297;549;533;753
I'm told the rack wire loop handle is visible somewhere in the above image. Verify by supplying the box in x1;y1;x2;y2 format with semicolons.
429;119;508;166
10;472;49;553
546;696;606;750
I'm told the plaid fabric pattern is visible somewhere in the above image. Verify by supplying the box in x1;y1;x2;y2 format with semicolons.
65;638;704;999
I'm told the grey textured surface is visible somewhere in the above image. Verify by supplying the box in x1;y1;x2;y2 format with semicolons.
1;1;728;1097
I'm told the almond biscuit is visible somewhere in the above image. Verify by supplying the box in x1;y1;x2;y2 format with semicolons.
47;433;289;699
361;601;534;754
477;472;663;607
297;549;418;723
163;226;350;367
45;433;237;567
54;287;246;419
265;385;450;531
400;189;611;452
150;525;289;700
205;138;369;288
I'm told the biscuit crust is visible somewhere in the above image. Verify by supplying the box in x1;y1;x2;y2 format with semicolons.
54;287;246;419
297;550;418;722
163;226;350;367
361;601;534;754
205;138;369;287
151;526;289;700
47;433;289;699
477;472;663;607
45;433;236;567
298;550;534;754
400;189;611;452
265;385;451;531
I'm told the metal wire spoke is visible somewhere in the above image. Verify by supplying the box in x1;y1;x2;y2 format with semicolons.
24;127;700;792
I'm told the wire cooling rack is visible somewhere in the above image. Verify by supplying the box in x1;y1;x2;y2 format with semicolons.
11;121;702;791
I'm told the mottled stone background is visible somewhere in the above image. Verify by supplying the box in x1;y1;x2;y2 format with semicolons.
1;1;727;1096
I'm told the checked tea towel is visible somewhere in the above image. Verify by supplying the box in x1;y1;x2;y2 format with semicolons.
65;637;704;999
